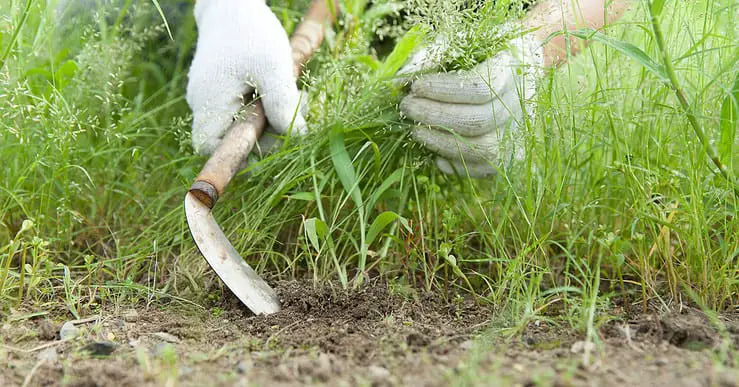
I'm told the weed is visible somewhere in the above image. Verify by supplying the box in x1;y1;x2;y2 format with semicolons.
0;0;736;335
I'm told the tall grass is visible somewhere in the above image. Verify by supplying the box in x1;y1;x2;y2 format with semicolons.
0;0;736;328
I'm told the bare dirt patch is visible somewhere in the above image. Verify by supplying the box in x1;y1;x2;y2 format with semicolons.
1;280;737;386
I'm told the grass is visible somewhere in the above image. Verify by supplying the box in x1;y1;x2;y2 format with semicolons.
0;0;737;339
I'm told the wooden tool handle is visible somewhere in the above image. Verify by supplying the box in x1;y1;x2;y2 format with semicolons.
189;0;334;209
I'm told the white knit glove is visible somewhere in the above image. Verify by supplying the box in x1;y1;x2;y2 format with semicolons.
187;0;307;156
398;30;544;178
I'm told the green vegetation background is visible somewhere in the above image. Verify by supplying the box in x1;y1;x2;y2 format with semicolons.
0;0;737;330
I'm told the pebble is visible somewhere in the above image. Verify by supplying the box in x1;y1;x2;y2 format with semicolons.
82;341;119;357
655;357;669;366
122;309;139;323
367;365;391;386
236;360;253;374
460;340;475;351
570;340;596;354
275;363;295;382
151;332;180;343
59;322;79;340
37;347;58;362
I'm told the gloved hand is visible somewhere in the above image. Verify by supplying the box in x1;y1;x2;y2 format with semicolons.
398;30;544;178
187;0;307;156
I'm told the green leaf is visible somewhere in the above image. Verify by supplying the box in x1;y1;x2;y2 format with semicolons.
366;211;410;246
719;73;738;165
650;0;666;17
304;218;329;252
377;25;428;80
568;29;669;83
288;192;317;202
366;168;404;213
329;128;363;209
353;55;381;70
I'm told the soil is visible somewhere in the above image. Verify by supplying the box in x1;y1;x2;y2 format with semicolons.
1;280;737;387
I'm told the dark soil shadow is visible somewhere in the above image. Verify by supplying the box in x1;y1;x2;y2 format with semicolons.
1;280;737;386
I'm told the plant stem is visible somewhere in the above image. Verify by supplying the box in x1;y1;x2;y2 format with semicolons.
0;0;34;71
647;3;739;193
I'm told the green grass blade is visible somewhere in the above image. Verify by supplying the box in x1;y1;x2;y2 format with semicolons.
149;0;173;40
567;28;669;83
366;211;409;247
0;0;34;71
650;0;666;18
377;24;428;80
366;167;404;213
719;73;738;166
304;218;330;252
329;128;363;210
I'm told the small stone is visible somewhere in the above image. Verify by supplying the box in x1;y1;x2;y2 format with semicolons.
236;360;253;374
37;347;58;362
38;320;56;341
122;309;139;323
523;334;537;347
570;340;596;354
275;363;294;382
59;322;79;340
460;340;475;351
151;332;180;343
655;357;669;367
367;365;391;386
316;353;332;378
82;341;118;357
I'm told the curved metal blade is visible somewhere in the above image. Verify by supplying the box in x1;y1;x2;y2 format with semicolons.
184;192;280;315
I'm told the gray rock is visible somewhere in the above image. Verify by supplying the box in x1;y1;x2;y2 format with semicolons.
367;365;391;386
59;322;79;340
570;340;596;354
122;309;139;323
236;360;253;374
37;347;58;362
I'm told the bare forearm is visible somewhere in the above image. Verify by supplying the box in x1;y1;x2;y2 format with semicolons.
523;0;631;66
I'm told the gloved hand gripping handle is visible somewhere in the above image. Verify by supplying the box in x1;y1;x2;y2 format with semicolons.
189;0;333;209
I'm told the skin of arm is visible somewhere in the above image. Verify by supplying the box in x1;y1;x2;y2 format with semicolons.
523;0;631;66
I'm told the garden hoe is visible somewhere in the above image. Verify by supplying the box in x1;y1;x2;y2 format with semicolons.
185;0;332;315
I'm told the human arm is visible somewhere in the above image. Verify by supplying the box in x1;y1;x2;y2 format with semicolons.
526;0;631;66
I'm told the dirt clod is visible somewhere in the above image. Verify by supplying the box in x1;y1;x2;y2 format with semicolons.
37;319;57;340
82;341;119;357
660;309;717;350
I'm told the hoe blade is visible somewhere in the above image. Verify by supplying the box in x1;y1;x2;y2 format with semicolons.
184;192;280;315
